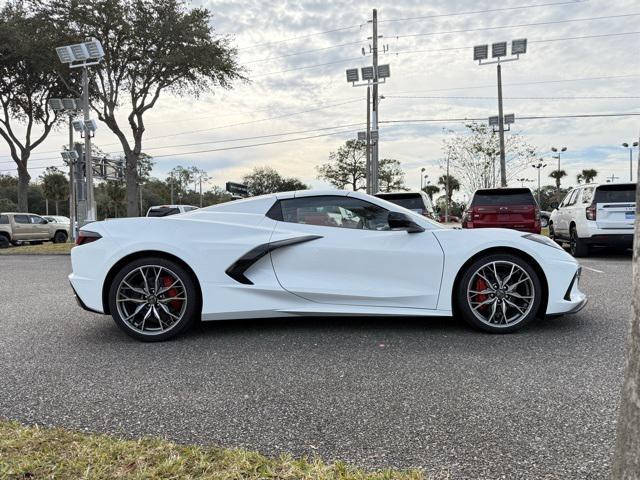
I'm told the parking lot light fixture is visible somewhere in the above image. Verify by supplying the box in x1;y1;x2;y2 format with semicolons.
532;161;547;207
550;147;567;191
622;142;639;181
56;37;105;224
473;38;527;187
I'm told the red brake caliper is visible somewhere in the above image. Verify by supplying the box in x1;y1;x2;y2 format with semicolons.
162;276;182;311
475;278;488;308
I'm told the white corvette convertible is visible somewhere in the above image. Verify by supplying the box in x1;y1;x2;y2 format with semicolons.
69;190;586;341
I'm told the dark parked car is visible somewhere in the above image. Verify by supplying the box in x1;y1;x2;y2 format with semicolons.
375;191;436;220
462;188;541;234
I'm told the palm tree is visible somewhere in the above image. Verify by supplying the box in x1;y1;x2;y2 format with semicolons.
549;169;567;189
422;184;440;202
437;174;460;202
576;168;598;184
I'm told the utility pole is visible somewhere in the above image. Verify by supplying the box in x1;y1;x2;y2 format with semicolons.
371;8;379;194
170;172;174;204
199;175;203;207
366;86;371;194
68;117;76;240
82;67;96;222
445;153;450;223
496;63;507;187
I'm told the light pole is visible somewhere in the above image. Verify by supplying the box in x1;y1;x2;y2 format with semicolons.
50;98;81;240
420;167;426;190
517;177;532;187
622;142;639;181
551;146;567;192
56;38;105;223
345;9;390;194
474;39;527;187
532;160;547;207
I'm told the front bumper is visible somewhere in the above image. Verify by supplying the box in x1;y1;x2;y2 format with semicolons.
545;263;587;316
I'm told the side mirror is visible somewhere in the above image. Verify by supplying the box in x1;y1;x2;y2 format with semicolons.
388;211;425;233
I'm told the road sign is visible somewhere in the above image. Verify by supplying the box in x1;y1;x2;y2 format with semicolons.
226;182;249;197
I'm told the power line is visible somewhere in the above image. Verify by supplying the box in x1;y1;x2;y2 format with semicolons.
0;127;362;172
255;31;640;78
390;74;640;94
380;112;640;124
235;0;587;52
243;13;635;66
388;13;640;40
386;95;640;100
380;0;588;23
0;123;365;165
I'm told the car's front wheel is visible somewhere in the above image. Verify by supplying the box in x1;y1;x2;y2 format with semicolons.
108;257;199;341
456;253;543;333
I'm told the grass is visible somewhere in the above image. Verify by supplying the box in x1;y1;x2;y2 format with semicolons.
0;421;440;480
0;241;73;255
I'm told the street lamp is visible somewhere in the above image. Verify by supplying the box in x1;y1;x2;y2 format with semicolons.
622;142;639;181
532;161;547;207
420;167;426;190
473;38;527;187
56;38;105;223
550;146;567;192
517;177;532;187
49;98;81;240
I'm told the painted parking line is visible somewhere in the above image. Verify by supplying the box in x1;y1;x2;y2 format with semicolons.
582;266;604;273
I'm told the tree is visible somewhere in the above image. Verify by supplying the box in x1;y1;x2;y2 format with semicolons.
0;2;70;211
535;185;568;211
549;169;568;189
612;156;640;477
168;166;195;198
577;168;598;184
242;166;308;196
378;158;407;192
42;0;243;217
40;167;69;215
422;184;440;202
442;122;538;195
438;174;460;202
317;140;366;191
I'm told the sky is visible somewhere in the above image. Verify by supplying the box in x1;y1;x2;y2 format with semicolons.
0;0;639;197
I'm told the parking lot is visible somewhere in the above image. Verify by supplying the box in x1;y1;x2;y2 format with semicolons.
0;252;632;479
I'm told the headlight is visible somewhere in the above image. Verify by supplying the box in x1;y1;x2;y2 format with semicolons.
523;233;563;250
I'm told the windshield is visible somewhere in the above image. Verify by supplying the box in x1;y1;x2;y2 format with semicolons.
148;207;180;217
377;194;425;211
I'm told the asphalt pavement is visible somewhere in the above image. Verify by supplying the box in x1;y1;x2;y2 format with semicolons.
0;252;633;479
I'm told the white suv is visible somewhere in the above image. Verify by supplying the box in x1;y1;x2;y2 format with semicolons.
549;182;636;256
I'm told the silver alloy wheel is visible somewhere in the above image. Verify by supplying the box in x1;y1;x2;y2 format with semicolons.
115;265;188;335
466;260;535;328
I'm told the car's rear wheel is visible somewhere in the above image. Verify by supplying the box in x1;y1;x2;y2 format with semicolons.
569;225;589;257
53;231;68;243
108;257;199;342
0;235;9;249
456;253;543;333
548;222;556;241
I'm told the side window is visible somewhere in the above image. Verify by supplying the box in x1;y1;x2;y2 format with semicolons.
30;215;46;224
279;196;390;231
564;190;578;207
0;215;8;224
582;187;594;204
14;215;29;224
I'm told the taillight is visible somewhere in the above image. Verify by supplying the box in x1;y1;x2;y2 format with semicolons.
534;207;541;228
76;230;102;246
586;205;597;221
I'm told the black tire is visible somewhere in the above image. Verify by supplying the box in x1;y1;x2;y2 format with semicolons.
456;253;543;333
548;222;556;242
569;225;589;257
0;235;10;249
53;230;68;243
108;257;200;342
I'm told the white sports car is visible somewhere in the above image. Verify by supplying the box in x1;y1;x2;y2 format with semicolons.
69;190;586;341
